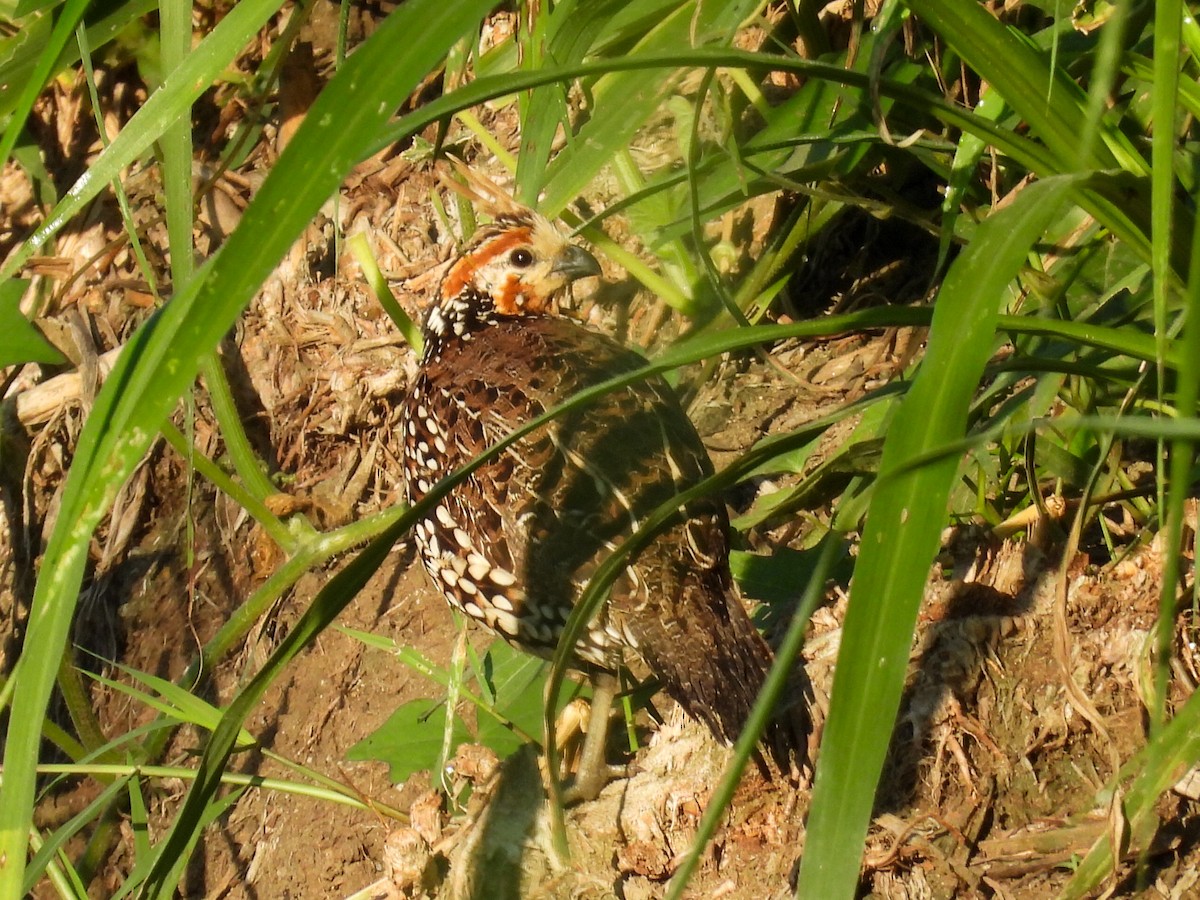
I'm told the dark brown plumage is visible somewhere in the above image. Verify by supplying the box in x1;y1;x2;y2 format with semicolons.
402;202;806;798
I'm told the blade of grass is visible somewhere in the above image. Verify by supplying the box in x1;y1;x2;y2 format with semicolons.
1148;0;1185;730
0;0;158;123
0;1;494;895
21;776;131;895
536;0;757;217
0;0;288;281
1062;681;1200;896
795;174;1086;899
0;0;89;168
369;48;1154;266
137;512;413;895
903;0;1135;174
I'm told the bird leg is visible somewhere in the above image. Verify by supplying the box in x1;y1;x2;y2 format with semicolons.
561;671;620;803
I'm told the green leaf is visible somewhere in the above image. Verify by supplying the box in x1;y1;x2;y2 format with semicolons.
474;640;557;757
0;0;158;124
347;699;471;783
85;663;258;751
0;279;64;366
904;0;1133;173
796;173;1088;899
538;0;758;217
730;545;851;608
0;0;90;170
21;776;131;895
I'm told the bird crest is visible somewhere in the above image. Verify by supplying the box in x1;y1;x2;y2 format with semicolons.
439;159;538;228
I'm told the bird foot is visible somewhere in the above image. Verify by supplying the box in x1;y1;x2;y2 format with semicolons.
546;672;623;804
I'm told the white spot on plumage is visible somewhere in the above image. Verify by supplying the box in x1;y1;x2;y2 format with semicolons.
491;593;514;612
459;577;478;595
453;528;472;549
489;567;516;587
440;568;457;586
467;558;491;581
464;601;483;618
435;505;455;528
427;307;446;334
490;609;521;636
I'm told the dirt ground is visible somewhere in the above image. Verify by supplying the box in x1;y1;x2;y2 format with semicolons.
5;5;1200;899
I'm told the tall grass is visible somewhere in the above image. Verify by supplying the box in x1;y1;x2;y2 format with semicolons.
0;0;1195;897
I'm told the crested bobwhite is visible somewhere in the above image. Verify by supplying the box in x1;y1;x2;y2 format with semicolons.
401;186;807;800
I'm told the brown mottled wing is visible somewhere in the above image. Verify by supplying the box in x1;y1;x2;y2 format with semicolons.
404;316;715;654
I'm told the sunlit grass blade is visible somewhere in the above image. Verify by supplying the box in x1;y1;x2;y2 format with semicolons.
0;0;288;281
0;278;66;366
1148;0;1186;731
0;0;89;169
1063;647;1200;896
904;0;1133;173
348;231;423;353
0;1;495;894
135;509;412;895
83;663;258;750
796;174;1087;899
368;47;1155;266
21;776;131;895
537;0;757;217
0;0;157;123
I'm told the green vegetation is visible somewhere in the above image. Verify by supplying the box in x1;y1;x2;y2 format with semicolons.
0;0;1196;896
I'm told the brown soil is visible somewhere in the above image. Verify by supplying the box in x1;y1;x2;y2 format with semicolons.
4;5;1200;899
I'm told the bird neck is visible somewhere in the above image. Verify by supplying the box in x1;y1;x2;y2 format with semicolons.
421;288;497;361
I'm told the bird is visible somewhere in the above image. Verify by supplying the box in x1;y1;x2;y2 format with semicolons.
401;173;807;800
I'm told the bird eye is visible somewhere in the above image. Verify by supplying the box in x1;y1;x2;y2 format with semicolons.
510;248;534;268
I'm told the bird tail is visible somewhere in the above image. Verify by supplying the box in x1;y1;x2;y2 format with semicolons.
635;577;810;775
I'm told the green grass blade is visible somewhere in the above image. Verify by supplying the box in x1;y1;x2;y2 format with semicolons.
159;0;194;290
138;514;412;895
1148;0;1186;729
1062;684;1200;896
0;1;494;895
21;776;131;895
795;174;1086;899
0;0;158;123
666;538;839;899
0;0;287;281
369;47;1153;265
537;0;757;216
903;0;1135;174
84;663;258;750
0;279;65;366
0;0;89;169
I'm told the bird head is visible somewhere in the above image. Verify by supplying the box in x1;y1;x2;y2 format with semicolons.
437;212;601;317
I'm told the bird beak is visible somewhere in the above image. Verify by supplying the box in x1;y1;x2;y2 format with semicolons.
551;244;602;281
